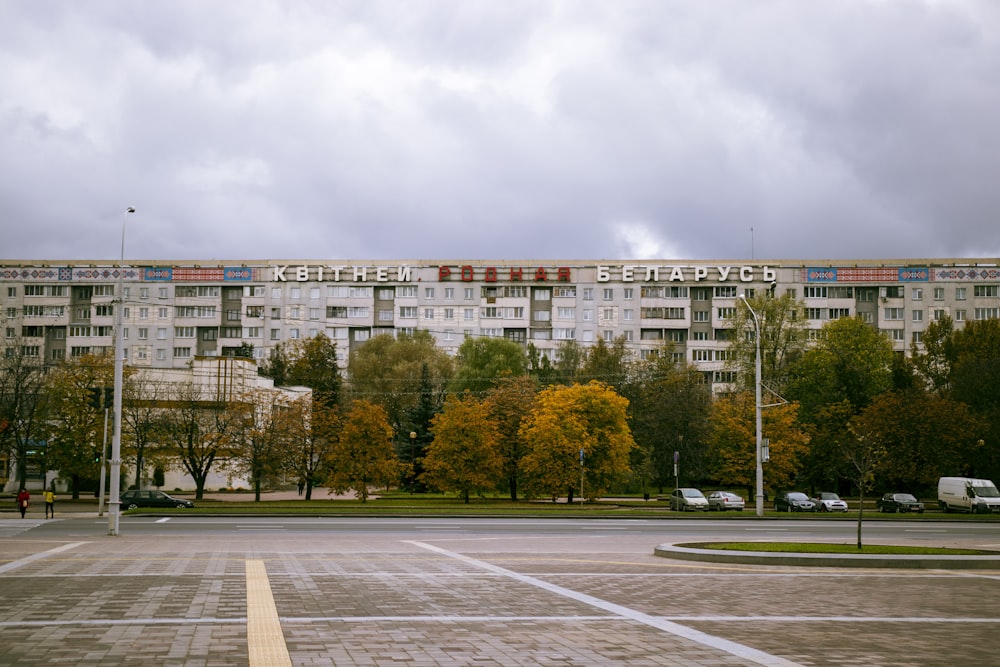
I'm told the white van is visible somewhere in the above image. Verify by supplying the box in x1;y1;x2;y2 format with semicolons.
937;477;1000;513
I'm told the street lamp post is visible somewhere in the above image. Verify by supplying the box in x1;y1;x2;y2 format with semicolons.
109;206;135;536
739;294;765;517
409;431;416;494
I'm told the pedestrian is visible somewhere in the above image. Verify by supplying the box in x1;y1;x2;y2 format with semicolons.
16;488;30;519
44;487;56;519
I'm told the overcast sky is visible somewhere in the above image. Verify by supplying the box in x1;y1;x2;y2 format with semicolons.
2;1;999;264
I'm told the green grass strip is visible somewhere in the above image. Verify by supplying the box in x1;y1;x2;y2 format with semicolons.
690;542;994;555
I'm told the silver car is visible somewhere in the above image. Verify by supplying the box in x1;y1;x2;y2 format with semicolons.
670;488;710;511
814;492;849;512
707;491;746;511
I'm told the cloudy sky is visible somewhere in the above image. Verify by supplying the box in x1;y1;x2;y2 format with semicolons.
2;1;999;264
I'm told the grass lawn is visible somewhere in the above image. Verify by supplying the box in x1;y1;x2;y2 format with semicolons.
686;542;995;555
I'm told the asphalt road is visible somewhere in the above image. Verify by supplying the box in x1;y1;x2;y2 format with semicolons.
2;515;999;666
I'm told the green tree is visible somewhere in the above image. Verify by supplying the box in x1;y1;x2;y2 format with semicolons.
579;336;631;394
948;318;1000;480
284;333;343;409
450;337;528;395
348;331;453;433
519;382;636;501
729;290;806;396
553;340;585;385
421;394;504;502
325;400;400;502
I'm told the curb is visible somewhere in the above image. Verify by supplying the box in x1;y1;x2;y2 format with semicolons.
653;542;1000;569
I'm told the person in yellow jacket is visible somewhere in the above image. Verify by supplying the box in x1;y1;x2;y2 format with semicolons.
44;488;56;519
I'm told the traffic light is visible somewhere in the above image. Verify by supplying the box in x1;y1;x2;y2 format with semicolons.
88;387;114;409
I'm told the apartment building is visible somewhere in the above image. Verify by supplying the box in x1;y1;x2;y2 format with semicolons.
3;259;999;390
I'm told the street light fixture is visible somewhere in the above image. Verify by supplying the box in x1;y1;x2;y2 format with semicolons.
739;293;765;517
109;206;135;536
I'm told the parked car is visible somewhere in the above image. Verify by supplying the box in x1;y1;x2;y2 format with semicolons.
813;492;849;512
120;489;195;509
877;492;925;513
707;491;746;511
775;491;816;512
670;488;709;511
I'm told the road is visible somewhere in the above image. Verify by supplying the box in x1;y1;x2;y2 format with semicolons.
2;515;999;666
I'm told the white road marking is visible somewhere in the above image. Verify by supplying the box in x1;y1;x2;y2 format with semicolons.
0;542;87;574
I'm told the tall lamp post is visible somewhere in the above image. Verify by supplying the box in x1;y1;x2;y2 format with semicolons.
739;294;764;517
109;206;135;536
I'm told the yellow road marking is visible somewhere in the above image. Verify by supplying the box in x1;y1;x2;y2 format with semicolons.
245;559;293;667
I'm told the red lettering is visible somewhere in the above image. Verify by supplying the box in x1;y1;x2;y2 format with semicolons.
534;267;548;281
485;267;497;282
438;266;451;281
557;267;571;282
461;265;475;281
509;267;523;281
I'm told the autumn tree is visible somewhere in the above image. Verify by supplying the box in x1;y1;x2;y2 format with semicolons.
708;391;810;498
43;354;114;498
325;400;400;502
519;381;636;501
449;337;528;395
158;381;238;500
421;393;504;502
281;397;339;500
728;290;806;397
483;374;538;500
0;330;51;492
121;372;170;490
228;388;292;502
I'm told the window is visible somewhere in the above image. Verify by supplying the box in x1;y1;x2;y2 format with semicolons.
912;331;923;344
290;329;300;339
135;347;146;361
692;330;709;341
534;289;551;301
347;307;369;318
828;308;850;319
556;307;576;319
693;310;710;322
603;288;614;301
975;307;999;320
533;310;550;321
349;286;372;298
804;286;827;299
602;330;614;341
328;285;349;297
271;328;281;340
623;330;633;342
463;308;475;321
424;287;435;299
138;328;148;340
716;307;736;320
912;288;923;301
504;285;528;298
175;327;195;338
378;309;393;322
912;310;923;322
715;286;738;298
309;308;321;320
201;329;217;340
158;307;169;319
555;286;576;298
956;287;967;300
140;287;150;299
398;285;417;298
444;329;454;341
444;287;455;300
956;309;966;322
226;309;240;322
554;328;576;340
464;287;474;300
583;288;593;300
173;347;191;358
399;307;417;318
443;308;454;320
692;349;712;361
95;305;114;318
310;287;320;299
883;308;904;320
6;287;14;297
158;287;168;299
288;287;301;300
623;287;634;300
974;285;998;298
934;287;945;301
271;287;282;299
424;308;435;319
623;309;634;321
244;327;262;338
890;329;905;341
353;330;370;342
220;327;241;338
156;328;167;340
156;348;166;361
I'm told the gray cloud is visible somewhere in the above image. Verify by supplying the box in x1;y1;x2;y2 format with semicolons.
2;1;998;263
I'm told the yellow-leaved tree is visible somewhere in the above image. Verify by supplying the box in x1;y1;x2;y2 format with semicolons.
519;381;635;501
708;390;810;497
325;400;400;502
421;393;503;503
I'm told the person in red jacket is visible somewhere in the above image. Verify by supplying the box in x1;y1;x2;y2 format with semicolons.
16;488;30;518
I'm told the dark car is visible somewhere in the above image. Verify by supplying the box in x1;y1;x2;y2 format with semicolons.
120;489;194;509
775;491;816;512
877;492;925;513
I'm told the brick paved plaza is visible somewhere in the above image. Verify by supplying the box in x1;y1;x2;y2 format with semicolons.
1;515;998;666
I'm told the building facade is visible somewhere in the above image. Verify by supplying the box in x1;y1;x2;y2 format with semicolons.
3;258;999;389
